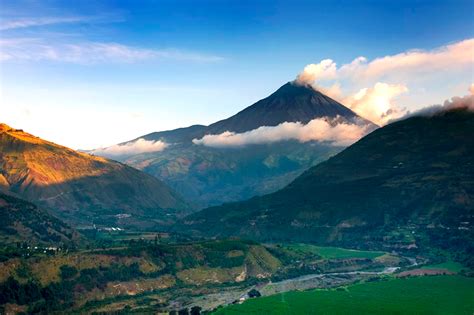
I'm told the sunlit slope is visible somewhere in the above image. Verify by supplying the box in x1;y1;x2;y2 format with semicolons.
0;124;187;227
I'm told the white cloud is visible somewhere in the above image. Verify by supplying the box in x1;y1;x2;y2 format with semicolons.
294;39;474;125
441;94;474;112
340;39;474;81
342;83;409;125
0;16;90;30
0;39;224;64
317;82;343;101
296;59;337;85
406;86;474;118
93;138;168;156
193;117;370;148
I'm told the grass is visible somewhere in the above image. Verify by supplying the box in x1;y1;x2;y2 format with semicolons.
285;244;385;259
213;276;474;315
420;261;466;273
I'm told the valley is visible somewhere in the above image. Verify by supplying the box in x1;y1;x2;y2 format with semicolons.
94;82;376;208
0;38;473;315
1;104;473;314
0;236;431;314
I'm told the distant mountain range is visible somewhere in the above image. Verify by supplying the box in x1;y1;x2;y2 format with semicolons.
181;108;474;263
0;124;188;229
95;82;377;207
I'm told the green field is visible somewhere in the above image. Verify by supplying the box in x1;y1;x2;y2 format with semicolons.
213;276;474;315
420;261;466;273
284;244;385;259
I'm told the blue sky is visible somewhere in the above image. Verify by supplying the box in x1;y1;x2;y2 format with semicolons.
1;0;473;149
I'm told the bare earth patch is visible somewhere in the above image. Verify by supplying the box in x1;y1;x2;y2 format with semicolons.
396;268;455;277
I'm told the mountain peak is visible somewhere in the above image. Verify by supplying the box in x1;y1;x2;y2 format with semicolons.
207;82;376;134
272;81;316;96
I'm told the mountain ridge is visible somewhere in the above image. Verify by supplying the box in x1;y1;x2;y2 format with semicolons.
180;108;474;263
0;124;188;228
92;82;377;207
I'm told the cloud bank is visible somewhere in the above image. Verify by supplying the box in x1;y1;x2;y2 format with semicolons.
404;86;474;118
93;138;168;156
339;39;473;81
441;94;474;112
193;117;370;148
295;39;474;126
297;39;473;85
0;39;224;64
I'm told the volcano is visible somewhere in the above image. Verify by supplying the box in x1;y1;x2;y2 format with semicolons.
93;82;377;207
207;81;376;134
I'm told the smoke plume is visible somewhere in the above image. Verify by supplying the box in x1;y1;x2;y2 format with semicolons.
295;59;337;85
343;83;408;125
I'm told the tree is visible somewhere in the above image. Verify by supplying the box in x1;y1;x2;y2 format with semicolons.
178;308;189;315
248;288;261;298
190;306;202;315
60;265;78;280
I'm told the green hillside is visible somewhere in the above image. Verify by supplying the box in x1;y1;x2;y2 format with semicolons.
182;110;474;265
0;192;80;246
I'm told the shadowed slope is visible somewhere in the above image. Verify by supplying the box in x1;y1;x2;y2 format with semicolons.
0;192;80;245
182;109;474;258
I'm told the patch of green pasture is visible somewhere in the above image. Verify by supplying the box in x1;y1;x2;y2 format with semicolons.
213;275;474;315
285;244;385;259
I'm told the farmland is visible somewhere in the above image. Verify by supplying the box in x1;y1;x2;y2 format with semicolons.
213;276;474;315
282;244;386;259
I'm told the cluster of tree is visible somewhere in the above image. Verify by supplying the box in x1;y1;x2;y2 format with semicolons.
0;262;147;312
169;306;202;315
247;289;261;298
0;276;74;312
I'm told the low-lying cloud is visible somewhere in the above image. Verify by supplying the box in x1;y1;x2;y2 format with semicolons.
193;117;370;148
93;138;168;156
404;86;474;118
